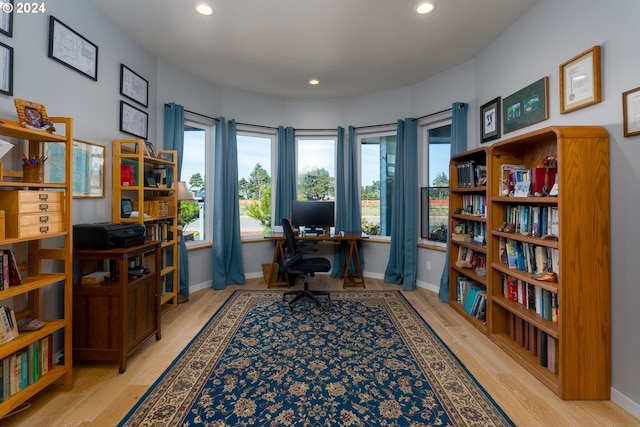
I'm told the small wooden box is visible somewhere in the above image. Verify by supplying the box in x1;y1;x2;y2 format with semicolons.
0;191;64;238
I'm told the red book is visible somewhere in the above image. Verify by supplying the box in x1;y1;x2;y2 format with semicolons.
531;167;556;195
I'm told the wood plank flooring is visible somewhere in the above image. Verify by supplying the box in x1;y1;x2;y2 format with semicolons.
2;277;639;426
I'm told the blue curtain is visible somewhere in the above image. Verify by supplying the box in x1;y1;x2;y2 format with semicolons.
163;103;189;298
384;119;418;290
274;126;296;223
438;102;468;302
212;118;245;289
332;126;363;277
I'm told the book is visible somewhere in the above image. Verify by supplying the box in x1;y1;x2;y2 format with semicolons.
499;164;525;196
506;240;517;269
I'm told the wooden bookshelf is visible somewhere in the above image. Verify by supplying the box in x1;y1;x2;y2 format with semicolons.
487;126;610;400
448;146;490;334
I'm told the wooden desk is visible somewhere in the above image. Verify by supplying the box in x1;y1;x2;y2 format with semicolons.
264;232;367;288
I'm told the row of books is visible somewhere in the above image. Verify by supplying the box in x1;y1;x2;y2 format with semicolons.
120;163;138;187
499;237;559;276
455;160;487;188
502;273;559;322
499;163;557;197
456;247;486;277
456;278;486;321
451;219;487;246
509;313;558;374
145;221;172;242
503;204;559;237
1;335;53;401
462;194;487;217
0;307;18;345
0;250;22;290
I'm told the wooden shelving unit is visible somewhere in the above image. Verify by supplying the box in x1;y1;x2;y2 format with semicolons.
487;126;610;399
448;146;490;334
0;117;73;418
112;139;178;310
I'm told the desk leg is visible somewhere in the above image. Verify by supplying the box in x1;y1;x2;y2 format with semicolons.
269;240;290;288
342;239;366;288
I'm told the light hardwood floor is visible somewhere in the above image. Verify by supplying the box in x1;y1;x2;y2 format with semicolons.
3;277;639;426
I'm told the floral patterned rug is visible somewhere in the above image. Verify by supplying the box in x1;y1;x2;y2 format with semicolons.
118;290;514;426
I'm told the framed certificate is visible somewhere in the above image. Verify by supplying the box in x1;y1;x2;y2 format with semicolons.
559;46;601;114
623;86;640;137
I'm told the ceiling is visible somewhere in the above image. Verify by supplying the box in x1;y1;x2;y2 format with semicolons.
90;0;538;98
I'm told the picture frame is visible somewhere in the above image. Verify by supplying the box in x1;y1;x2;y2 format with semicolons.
48;16;98;81
120;100;148;139
145;175;158;188
559;45;601;114
144;140;158;158
622;86;640;137
502;76;549;134
121;198;133;218
0;0;13;37
72;139;106;198
0;41;13;96
120;64;148;107
14;98;56;132
480;97;501;143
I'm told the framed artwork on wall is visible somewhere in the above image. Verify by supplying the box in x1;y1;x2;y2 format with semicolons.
119;100;148;139
48;16;98;81
480;97;501;143
0;0;13;37
120;64;148;107
622;86;640;137
0;41;13;96
502;77;549;134
559;45;601;114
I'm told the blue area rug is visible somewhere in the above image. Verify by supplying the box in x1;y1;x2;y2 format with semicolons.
119;290;514;426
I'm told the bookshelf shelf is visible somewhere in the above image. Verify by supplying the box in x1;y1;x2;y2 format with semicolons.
487;125;610;400
0;117;73;418
448;146;490;334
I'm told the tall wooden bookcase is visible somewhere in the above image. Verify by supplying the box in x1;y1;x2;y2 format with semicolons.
487;126;610;400
112;139;179;310
448;146;490;334
0;117;73;418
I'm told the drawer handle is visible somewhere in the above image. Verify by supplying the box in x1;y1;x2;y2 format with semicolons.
39;215;49;223
39;193;49;201
40;226;49;234
39;203;49;211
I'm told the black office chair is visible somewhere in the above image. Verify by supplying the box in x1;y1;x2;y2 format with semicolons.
281;218;331;311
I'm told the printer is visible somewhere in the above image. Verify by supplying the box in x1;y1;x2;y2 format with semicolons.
73;223;146;250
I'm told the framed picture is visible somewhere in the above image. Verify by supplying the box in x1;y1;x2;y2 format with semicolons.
120;64;148;107
14;98;56;132
72;139;105;198
0;41;13;96
0;0;13;37
480;97;501;143
559;45;601;114
145;175;158;187
121;198;133;218
120;101;148;139
623;86;640;137
502;77;549;134
48;16;98;81
144;140;158;158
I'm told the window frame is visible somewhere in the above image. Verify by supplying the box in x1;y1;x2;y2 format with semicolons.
182;113;214;248
295;131;338;202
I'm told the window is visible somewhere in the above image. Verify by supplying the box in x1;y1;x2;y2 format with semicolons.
360;130;396;236
421;123;451;242
237;131;274;236
181;117;213;244
296;137;335;201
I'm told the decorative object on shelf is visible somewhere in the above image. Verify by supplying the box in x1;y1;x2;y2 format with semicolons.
502;77;549;133
144;140;157;158
559;45;601;114
120;101;148;139
120;64;148;108
0;41;13;96
480;97;501;143
121;198;133;218
622;86;640;137
48;16;98;81
14;98;56;132
72;139;106;198
0;0;13;37
21;154;47;183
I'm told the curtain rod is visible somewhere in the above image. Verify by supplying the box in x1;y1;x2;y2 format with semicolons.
165;103;219;122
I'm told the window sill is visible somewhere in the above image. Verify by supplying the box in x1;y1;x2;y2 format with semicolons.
418;239;446;252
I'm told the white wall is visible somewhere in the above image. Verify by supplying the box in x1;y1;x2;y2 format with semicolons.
3;0;639;416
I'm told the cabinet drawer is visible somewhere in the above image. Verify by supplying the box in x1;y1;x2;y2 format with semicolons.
10;218;64;238
0;190;64;214
18;212;64;227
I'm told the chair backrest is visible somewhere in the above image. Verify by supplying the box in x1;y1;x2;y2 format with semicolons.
281;218;301;267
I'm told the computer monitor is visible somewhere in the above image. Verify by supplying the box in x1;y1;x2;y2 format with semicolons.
290;200;335;233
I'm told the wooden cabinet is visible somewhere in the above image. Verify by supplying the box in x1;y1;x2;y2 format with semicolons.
448;146;490;334
72;242;161;373
0;117;73;418
112;140;178;310
487;126;610;399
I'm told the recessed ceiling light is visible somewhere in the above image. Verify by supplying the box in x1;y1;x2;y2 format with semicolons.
309;79;320;86
196;4;214;15
416;1;436;14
